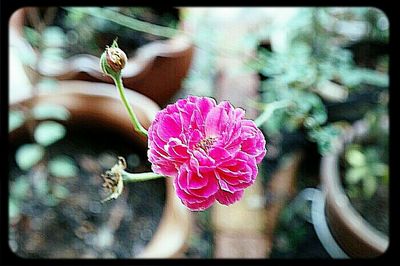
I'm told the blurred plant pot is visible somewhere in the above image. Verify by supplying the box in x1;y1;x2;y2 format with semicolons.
9;80;191;258
320;120;389;258
9;8;195;107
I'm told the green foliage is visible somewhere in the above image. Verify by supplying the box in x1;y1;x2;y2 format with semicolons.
55;7;179;56
42;26;67;48
271;194;311;256
308;125;341;155
15;144;45;171
10;176;31;199
32;103;70;120
260;84;326;132
250;7;388;155
34;121;67;146
344;143;388;199
344;108;388;199
9;110;25;132
48;155;78;178
23;26;41;48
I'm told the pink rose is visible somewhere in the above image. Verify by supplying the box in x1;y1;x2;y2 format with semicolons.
147;96;266;211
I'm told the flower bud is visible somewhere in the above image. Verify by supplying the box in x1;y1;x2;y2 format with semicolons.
106;47;127;72
101;156;126;203
100;40;127;78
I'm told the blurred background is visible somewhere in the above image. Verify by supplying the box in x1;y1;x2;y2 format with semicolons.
8;7;389;259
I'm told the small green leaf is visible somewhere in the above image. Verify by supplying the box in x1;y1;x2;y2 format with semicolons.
345;167;367;184
10;176;30;199
34;121;66;146
32;104;70;121
363;176;377;198
23;26;40;47
371;163;388;177
9;110;25;132
48;155;78;178
42;26;66;48
345;149;366;167
9;200;20;220
15;144;45;171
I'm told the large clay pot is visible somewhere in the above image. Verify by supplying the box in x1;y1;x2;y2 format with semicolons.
9;8;195;107
319;120;389;258
9;80;191;258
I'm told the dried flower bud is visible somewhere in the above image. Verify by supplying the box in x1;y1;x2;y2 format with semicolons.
100;40;127;78
105;47;127;72
101;156;126;203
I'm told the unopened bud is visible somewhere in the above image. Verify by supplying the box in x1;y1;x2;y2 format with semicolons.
106;47;127;72
100;40;127;78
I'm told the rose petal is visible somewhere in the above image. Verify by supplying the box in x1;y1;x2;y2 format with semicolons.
205;105;229;137
215;190;244;205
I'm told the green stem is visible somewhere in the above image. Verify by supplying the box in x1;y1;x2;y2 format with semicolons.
121;170;164;182
113;75;148;137
67;7;180;39
254;100;292;128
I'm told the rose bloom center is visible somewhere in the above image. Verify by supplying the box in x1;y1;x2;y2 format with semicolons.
195;137;217;152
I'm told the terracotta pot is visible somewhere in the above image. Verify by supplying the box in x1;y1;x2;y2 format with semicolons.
9;80;191;258
9;8;195;107
320;120;389;258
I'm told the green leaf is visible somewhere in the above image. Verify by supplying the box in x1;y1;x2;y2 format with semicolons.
48;155;78;178
363;176;377;198
371;163;388;177
42;26;66;48
345;149;366;167
9;200;20;220
345;167;367;185
10;176;30;199
23;26;40;47
34;121;66;146
15;144;45;171
9;110;25;132
32;104;70;121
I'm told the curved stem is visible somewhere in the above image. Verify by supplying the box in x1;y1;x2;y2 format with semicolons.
114;75;148;137
254;100;292;128
67;7;180;39
121;170;164;182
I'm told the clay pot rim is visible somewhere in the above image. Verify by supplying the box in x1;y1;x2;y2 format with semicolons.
320;119;389;256
9;80;190;258
10;8;194;80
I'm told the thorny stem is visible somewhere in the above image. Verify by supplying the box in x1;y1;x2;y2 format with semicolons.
113;75;148;138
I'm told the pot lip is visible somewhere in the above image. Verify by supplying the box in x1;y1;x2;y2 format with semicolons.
8;80;190;258
9;7;194;79
320;119;389;254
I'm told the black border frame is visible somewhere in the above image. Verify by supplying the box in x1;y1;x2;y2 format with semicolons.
1;1;397;265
